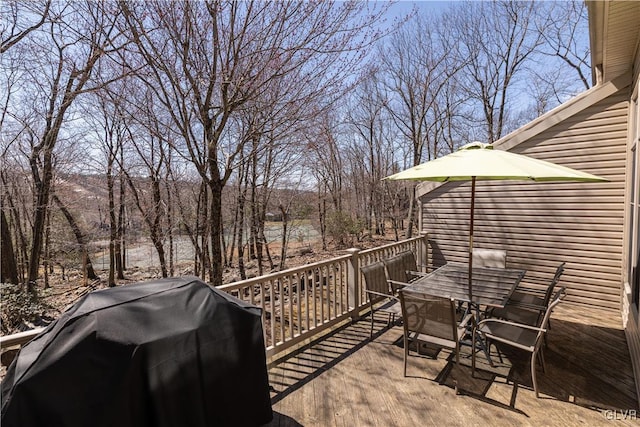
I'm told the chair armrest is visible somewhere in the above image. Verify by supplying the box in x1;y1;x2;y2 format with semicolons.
387;279;409;288
406;270;428;277
365;289;398;301
477;317;546;333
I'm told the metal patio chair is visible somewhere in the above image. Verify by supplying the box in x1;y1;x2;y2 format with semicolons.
489;262;565;327
399;288;474;377
398;250;429;281
361;261;402;339
383;251;427;294
383;253;411;294
473;287;567;398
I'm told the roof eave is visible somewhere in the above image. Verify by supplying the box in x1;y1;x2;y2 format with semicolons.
587;0;606;86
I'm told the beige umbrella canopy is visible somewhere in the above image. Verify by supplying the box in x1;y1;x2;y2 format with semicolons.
385;141;607;298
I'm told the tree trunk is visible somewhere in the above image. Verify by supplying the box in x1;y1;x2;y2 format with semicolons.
117;200;125;278
151;177;168;278
1;209;19;284
235;191;247;281
405;186;416;239
43;209;50;288
318;196;327;251
51;193;99;280
278;204;288;270
4;188;28;284
27;146;54;291
208;179;224;286
260;228;274;271
117;149;126;278
166;180;174;277
107;154;117;287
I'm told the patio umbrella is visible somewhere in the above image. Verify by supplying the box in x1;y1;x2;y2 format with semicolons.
384;141;607;299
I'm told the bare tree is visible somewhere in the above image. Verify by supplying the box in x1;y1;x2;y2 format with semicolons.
445;1;544;143
347;68;391;237
378;10;458;237
87;91;128;286
0;208;19;284
50;192;99;281
119;0;385;285
0;163;31;285
306;111;344;213
120;107;172;278
536;1;590;91
0;0;51;54
1;1;127;290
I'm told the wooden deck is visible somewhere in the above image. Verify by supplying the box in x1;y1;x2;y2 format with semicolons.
265;304;638;426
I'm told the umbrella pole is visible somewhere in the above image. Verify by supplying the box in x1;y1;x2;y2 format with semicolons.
468;177;476;300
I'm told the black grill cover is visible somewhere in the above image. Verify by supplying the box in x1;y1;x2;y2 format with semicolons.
1;277;273;427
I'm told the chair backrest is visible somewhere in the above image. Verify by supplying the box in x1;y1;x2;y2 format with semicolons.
361;262;391;302
399;250;418;273
542;262;566;306
399;289;458;343
534;287;567;349
383;254;408;292
552;262;566;282
472;249;506;268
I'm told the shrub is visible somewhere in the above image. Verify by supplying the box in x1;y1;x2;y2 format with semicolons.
325;211;365;248
0;284;53;334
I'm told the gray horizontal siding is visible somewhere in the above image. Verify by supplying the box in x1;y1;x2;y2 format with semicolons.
421;89;629;310
626;306;640;409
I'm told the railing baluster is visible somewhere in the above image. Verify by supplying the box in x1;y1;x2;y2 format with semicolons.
304;269;315;331
332;264;337;319
214;235;428;360
270;279;276;346
320;265;325;323
296;272;302;337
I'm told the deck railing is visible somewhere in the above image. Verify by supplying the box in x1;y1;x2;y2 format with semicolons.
219;234;429;360
0;236;430;365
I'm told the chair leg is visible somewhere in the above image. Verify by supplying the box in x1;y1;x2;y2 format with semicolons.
414;335;421;356
537;347;546;373
454;342;460;364
370;303;375;339
471;328;477;376
403;333;409;377
531;352;539;398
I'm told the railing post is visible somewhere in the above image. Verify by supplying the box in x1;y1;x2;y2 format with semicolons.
346;248;361;322
420;233;429;272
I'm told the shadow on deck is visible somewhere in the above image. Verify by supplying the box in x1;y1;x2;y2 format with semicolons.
265;304;638;426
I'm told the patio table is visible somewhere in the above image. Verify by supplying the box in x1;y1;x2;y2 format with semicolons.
406;262;526;365
407;262;526;309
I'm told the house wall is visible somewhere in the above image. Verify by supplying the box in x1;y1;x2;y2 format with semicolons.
623;46;640;409
419;87;629;310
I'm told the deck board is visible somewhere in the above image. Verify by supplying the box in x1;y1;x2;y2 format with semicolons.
266;304;638;426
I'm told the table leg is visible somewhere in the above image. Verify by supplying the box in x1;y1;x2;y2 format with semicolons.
466;302;494;367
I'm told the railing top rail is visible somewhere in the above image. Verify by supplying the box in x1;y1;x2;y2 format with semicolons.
359;235;425;257
219;253;352;291
0;328;44;348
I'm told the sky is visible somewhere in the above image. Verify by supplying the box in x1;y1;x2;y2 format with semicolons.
386;0;452;19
